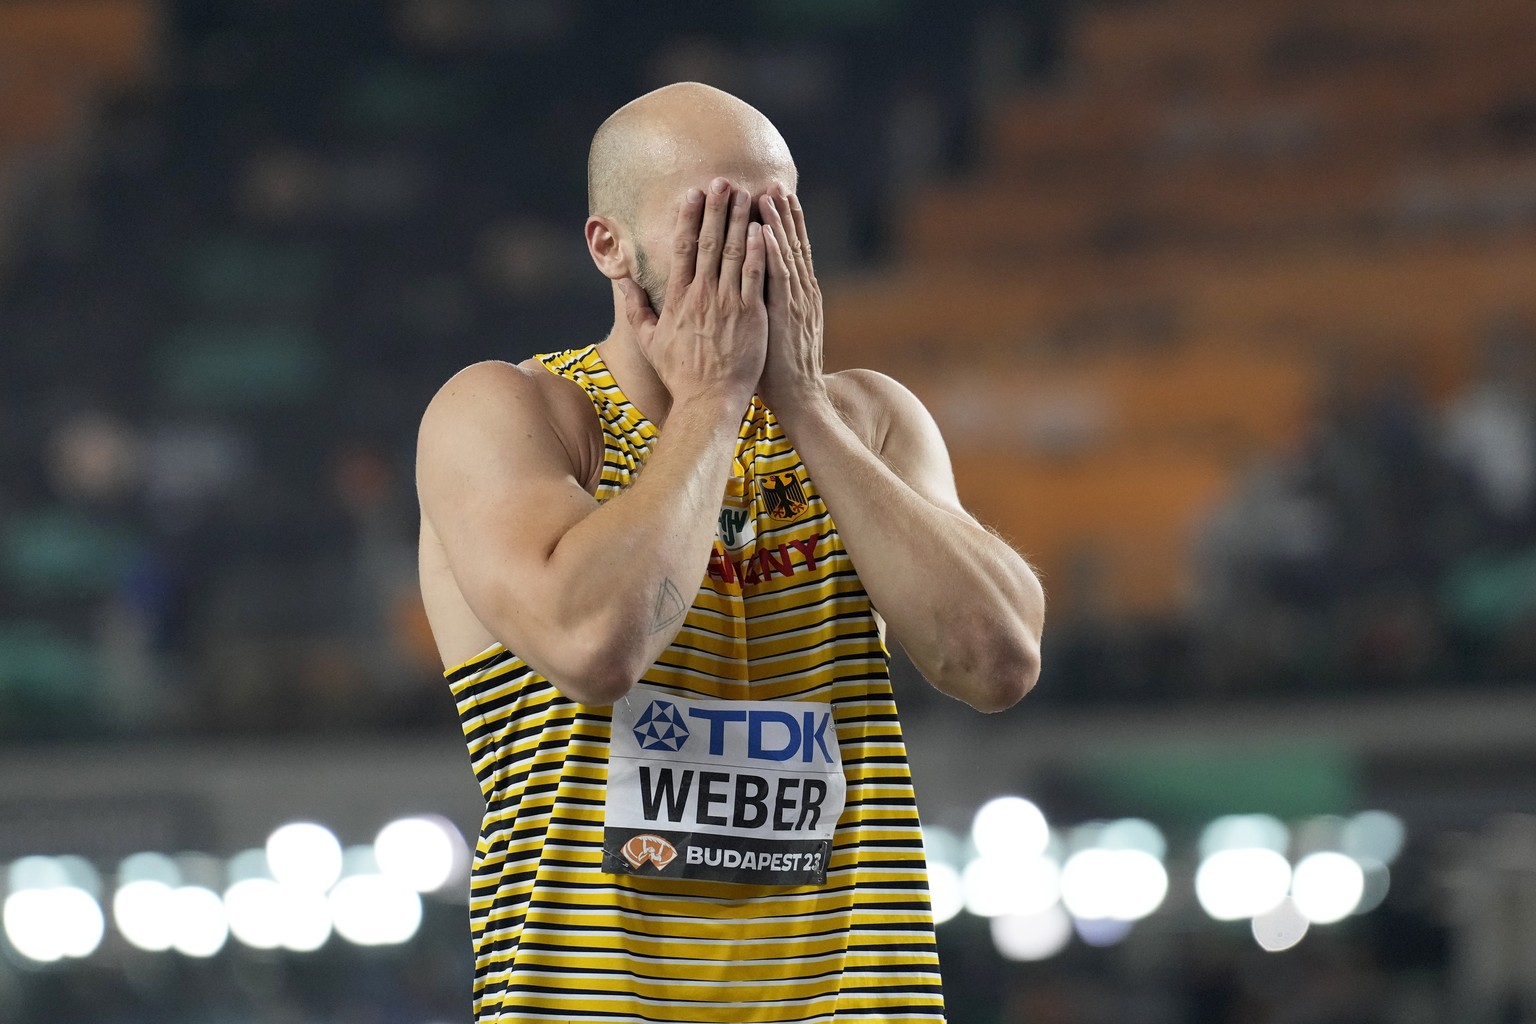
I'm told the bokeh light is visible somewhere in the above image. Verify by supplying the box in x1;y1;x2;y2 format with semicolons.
1252;897;1310;952
1194;848;1292;921
927;862;964;925
328;874;422;945
167;886;230;957
115;879;177;952
118;852;181;887
224;878;288;950
1060;848;1168;921
266;822;343;892
277;886;334;952
990;904;1073;961
375;815;464;893
226;848;272;884
7;856;68;892
1072;916;1134;947
54;855;103;898
1353;858;1391;915
1099;818;1167;860
922;826;964;871
1342;811;1406;865
971;796;1050;859
1290;851;1364;924
223;876;333;951
3;886;105;962
961;854;1061;918
1292;815;1347;858
1199;814;1290;857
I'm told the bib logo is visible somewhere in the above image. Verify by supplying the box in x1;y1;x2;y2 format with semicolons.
718;505;753;549
762;473;809;522
620;833;678;870
632;700;690;752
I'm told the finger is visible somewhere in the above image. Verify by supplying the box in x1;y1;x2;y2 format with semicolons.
664;187;705;304
694;176;733;284
770;190;803;267
760;215;793;309
772;194;810;301
788;193;815;278
759;195;802;303
617;276;659;339
741;221;765;306
717;188;752;297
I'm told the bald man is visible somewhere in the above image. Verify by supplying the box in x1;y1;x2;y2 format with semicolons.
417;83;1043;1024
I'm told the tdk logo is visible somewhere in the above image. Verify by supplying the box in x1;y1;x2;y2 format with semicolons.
633;701;690;751
687;707;835;764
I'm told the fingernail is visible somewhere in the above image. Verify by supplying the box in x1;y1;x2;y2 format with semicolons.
733;190;748;209
748;222;761;239
789;193;801;210
711;177;729;195
686;188;702;204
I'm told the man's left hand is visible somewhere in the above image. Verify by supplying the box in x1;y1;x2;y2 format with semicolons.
759;185;828;413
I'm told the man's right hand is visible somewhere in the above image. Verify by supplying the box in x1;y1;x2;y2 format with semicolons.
617;177;768;411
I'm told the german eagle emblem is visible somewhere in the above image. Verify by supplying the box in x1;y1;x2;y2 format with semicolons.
761;473;809;522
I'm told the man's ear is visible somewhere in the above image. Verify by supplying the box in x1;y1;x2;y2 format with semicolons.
585;215;630;282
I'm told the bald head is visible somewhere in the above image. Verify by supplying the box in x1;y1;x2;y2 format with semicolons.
588;82;797;227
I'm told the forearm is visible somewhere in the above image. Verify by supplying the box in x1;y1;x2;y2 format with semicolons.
777;395;1043;711
527;395;742;701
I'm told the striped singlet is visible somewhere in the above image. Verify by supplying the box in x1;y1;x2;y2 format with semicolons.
445;345;944;1023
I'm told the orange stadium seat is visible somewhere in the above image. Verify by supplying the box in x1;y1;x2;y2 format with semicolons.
950;449;1233;615
0;0;157;87
827;241;1536;370
903;158;1407;261
885;348;1317;456
0;73;83;149
1069;0;1536;97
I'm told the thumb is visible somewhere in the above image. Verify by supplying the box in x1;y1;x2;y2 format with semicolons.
617;277;659;338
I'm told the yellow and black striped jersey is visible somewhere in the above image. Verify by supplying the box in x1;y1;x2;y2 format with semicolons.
445;344;944;1023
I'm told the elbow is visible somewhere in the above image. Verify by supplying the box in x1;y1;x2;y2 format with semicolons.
959;631;1041;714
470;584;651;705
553;670;644;708
956;566;1046;713
493;614;651;707
542;639;650;707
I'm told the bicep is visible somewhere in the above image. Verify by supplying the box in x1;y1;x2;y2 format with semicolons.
416;362;597;631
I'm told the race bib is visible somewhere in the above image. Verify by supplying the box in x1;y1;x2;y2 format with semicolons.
603;686;846;886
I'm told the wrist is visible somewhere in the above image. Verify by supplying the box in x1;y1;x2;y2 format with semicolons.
763;377;833;421
669;386;752;427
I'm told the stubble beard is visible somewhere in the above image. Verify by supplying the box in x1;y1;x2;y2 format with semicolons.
633;244;667;315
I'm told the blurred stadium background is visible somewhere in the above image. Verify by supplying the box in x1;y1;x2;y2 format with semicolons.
2;0;1536;1021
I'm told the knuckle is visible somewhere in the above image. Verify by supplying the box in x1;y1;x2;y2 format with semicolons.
721;240;746;261
696;235;721;254
672;237;694;257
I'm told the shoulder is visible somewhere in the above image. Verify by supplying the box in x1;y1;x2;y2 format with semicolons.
421;357;569;415
420;358;533;411
823;367;935;456
416;357;597;488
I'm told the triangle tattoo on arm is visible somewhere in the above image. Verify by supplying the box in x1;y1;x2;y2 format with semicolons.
650;578;687;634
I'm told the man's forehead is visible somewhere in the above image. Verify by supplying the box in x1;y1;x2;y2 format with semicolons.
640;122;793;173
636;157;796;213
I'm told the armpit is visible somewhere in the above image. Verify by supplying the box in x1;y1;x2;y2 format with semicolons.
525;360;608;494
